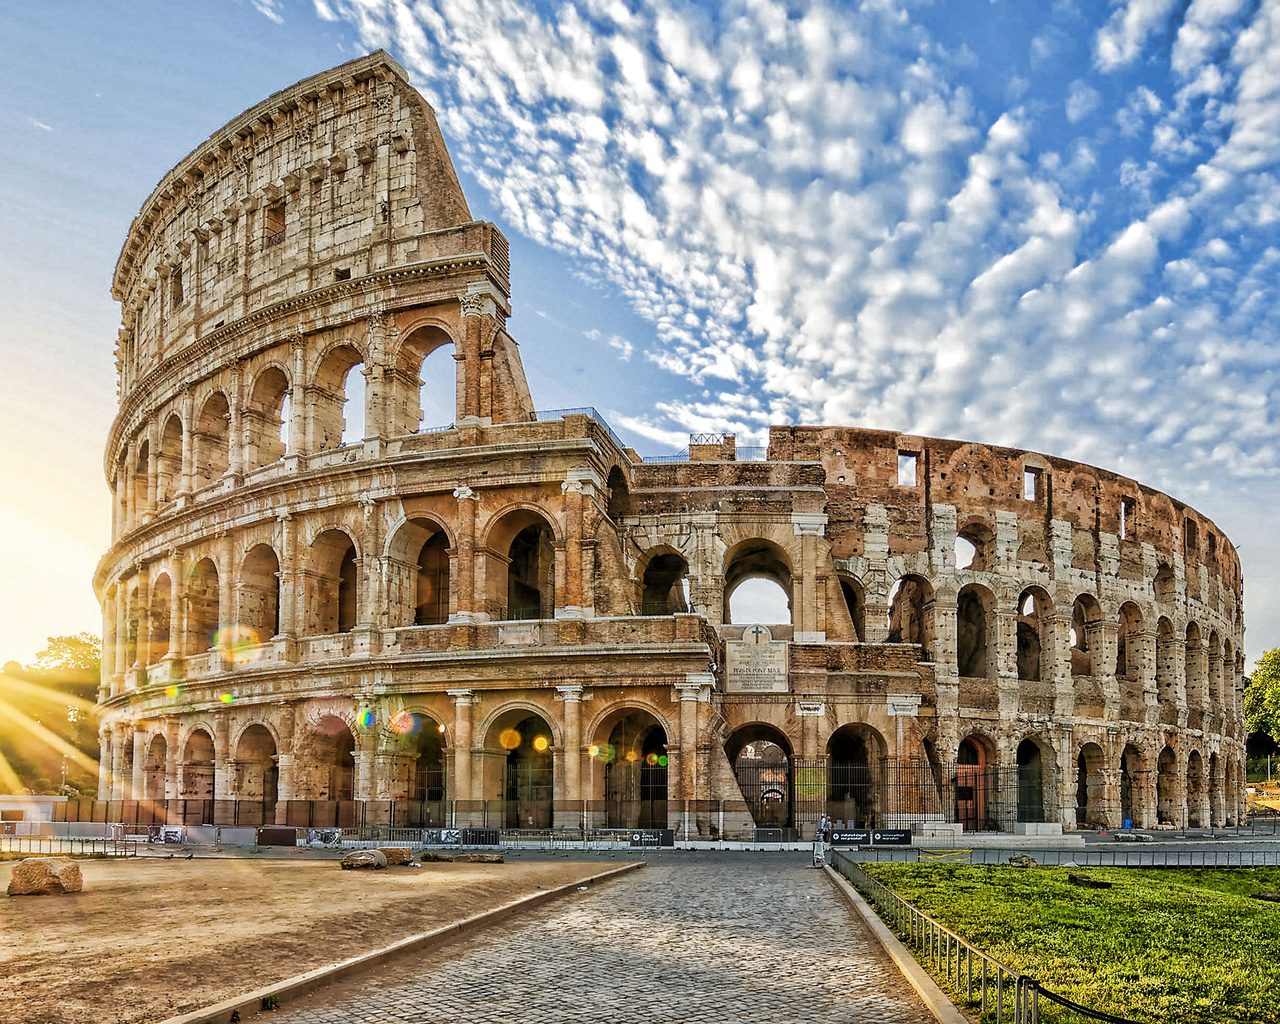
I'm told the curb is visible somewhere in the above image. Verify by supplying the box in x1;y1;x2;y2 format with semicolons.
159;861;645;1024
823;865;969;1024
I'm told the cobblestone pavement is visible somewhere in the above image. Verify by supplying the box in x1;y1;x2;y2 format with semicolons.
263;852;935;1024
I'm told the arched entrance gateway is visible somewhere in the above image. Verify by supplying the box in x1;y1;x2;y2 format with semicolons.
726;725;793;832
483;710;555;829
598;711;669;829
1016;738;1046;824
391;712;447;826
826;726;881;828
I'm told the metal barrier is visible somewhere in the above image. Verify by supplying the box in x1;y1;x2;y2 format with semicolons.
831;852;1140;1024
0;835;136;858
840;845;1280;867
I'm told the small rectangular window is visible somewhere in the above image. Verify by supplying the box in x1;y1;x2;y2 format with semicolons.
334;267;351;282
897;452;918;487
1023;468;1042;501
1184;517;1198;553
264;203;285;247
1120;497;1136;539
170;266;184;309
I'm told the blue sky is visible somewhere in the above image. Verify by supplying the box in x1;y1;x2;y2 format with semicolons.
1;0;1278;665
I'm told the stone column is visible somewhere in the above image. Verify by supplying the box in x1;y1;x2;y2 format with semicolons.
131;727;146;802
288;338;306;455
792;512;828;642
114;583;130;686
135;572;152;671
274;702;297;824
179;388;194;498
459;295;484;422
1137;629;1158;725
557;685;583;802
274;513;298;640
560;478;586;618
97;726;112;799
110;729;127;800
213;712;231;803
451;486;481;622
227;362;244;478
449;689;476;806
167;550;183;658
101;588;117;700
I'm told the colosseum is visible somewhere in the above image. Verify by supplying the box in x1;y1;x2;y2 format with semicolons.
91;51;1247;840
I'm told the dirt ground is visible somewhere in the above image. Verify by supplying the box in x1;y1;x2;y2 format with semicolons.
0;852;617;1024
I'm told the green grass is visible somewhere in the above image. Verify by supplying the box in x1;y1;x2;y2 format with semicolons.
860;863;1280;1024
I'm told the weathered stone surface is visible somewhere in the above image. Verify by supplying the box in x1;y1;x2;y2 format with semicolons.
378;847;413;866
339;850;387;870
454;854;504;864
91;50;1248;846
7;858;84;896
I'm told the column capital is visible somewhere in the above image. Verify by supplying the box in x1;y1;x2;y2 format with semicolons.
447;688;478;705
555;684;584;701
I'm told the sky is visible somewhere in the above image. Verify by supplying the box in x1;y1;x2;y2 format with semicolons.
1;0;1278;666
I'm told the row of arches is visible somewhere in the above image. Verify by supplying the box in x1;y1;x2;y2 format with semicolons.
114;326;459;536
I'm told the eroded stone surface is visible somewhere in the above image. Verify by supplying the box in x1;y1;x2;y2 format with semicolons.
7;858;83;896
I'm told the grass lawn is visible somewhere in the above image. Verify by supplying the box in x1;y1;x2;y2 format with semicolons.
861;863;1280;1024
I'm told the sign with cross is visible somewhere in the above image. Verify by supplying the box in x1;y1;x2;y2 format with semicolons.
725;624;789;693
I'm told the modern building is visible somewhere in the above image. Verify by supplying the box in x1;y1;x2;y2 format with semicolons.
92;51;1247;837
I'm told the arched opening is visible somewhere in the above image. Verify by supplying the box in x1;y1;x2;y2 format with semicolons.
144;734;167;802
312;345;365;451
395;325;457;435
726;725;793;831
1153;563;1176;604
308;530;358;634
193;392;230;487
390;712;447;824
827;726;882;828
723;540;792;625
1187;749;1204;827
150;575;171;662
181;729;215;800
955;521;994;571
239;545;281;642
1156;617;1177;723
887;575;933;655
599;711;669;829
1120;744;1143;827
957;584;994;678
233;724;279;811
956;736;998;831
1185;621;1206;715
1070;595;1101;676
1157;745;1178;825
839;578;865;642
1116;602;1144;677
124;584;139;668
640;551;689;615
157;414;183;504
1075;742;1106;828
188;558;220;653
385;518;452;626
1016;589;1050;681
414;532;450;625
1208;631;1222;707
310;715;356;801
134;439;150;517
1016;738;1046;823
245;367;290;469
605;466;630;519
486;711;554;829
486;510;557;621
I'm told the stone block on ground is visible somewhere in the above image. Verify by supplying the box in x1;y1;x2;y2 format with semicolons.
378;847;413;865
7;858;84;896
339;849;387;870
454;853;504;864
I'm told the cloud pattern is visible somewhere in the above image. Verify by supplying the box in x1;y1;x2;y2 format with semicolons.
322;0;1280;502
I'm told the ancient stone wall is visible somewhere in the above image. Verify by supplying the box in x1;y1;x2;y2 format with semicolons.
95;53;1247;837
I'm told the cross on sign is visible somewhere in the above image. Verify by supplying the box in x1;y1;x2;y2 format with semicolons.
749;625;767;643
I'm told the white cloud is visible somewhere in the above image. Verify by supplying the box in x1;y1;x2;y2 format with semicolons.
251;0;285;24
30;118;52;132
1095;0;1180;71
1066;79;1102;122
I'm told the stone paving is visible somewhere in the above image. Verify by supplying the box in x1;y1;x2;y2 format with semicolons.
263;852;935;1024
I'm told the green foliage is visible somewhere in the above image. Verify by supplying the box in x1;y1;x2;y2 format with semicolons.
864;863;1280;1024
33;633;101;680
1246;649;1280;746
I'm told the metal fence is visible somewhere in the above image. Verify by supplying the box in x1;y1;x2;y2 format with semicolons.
0;835;137;858
840;845;1280;867
831;852;1140;1024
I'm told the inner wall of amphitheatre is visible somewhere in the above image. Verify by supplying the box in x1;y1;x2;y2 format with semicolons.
95;51;1246;836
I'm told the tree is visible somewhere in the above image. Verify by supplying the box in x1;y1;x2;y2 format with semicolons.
33;633;102;678
1245;647;1280;747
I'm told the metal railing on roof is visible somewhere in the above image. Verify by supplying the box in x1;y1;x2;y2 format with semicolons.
532;407;630;455
641;450;690;464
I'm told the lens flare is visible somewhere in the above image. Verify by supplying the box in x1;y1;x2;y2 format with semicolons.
359;709;376;729
625;749;638;762
437;723;447;734
214;624;262;664
391;711;415;735
645;752;659;766
219;692;234;704
499;728;522;750
588;744;600;758
658;754;669;767
165;685;181;699
532;735;549;752
594;742;616;763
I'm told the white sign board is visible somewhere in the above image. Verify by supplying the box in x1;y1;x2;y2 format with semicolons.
725;624;789;693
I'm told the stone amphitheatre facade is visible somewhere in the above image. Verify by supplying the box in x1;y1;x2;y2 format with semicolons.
93;52;1246;838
